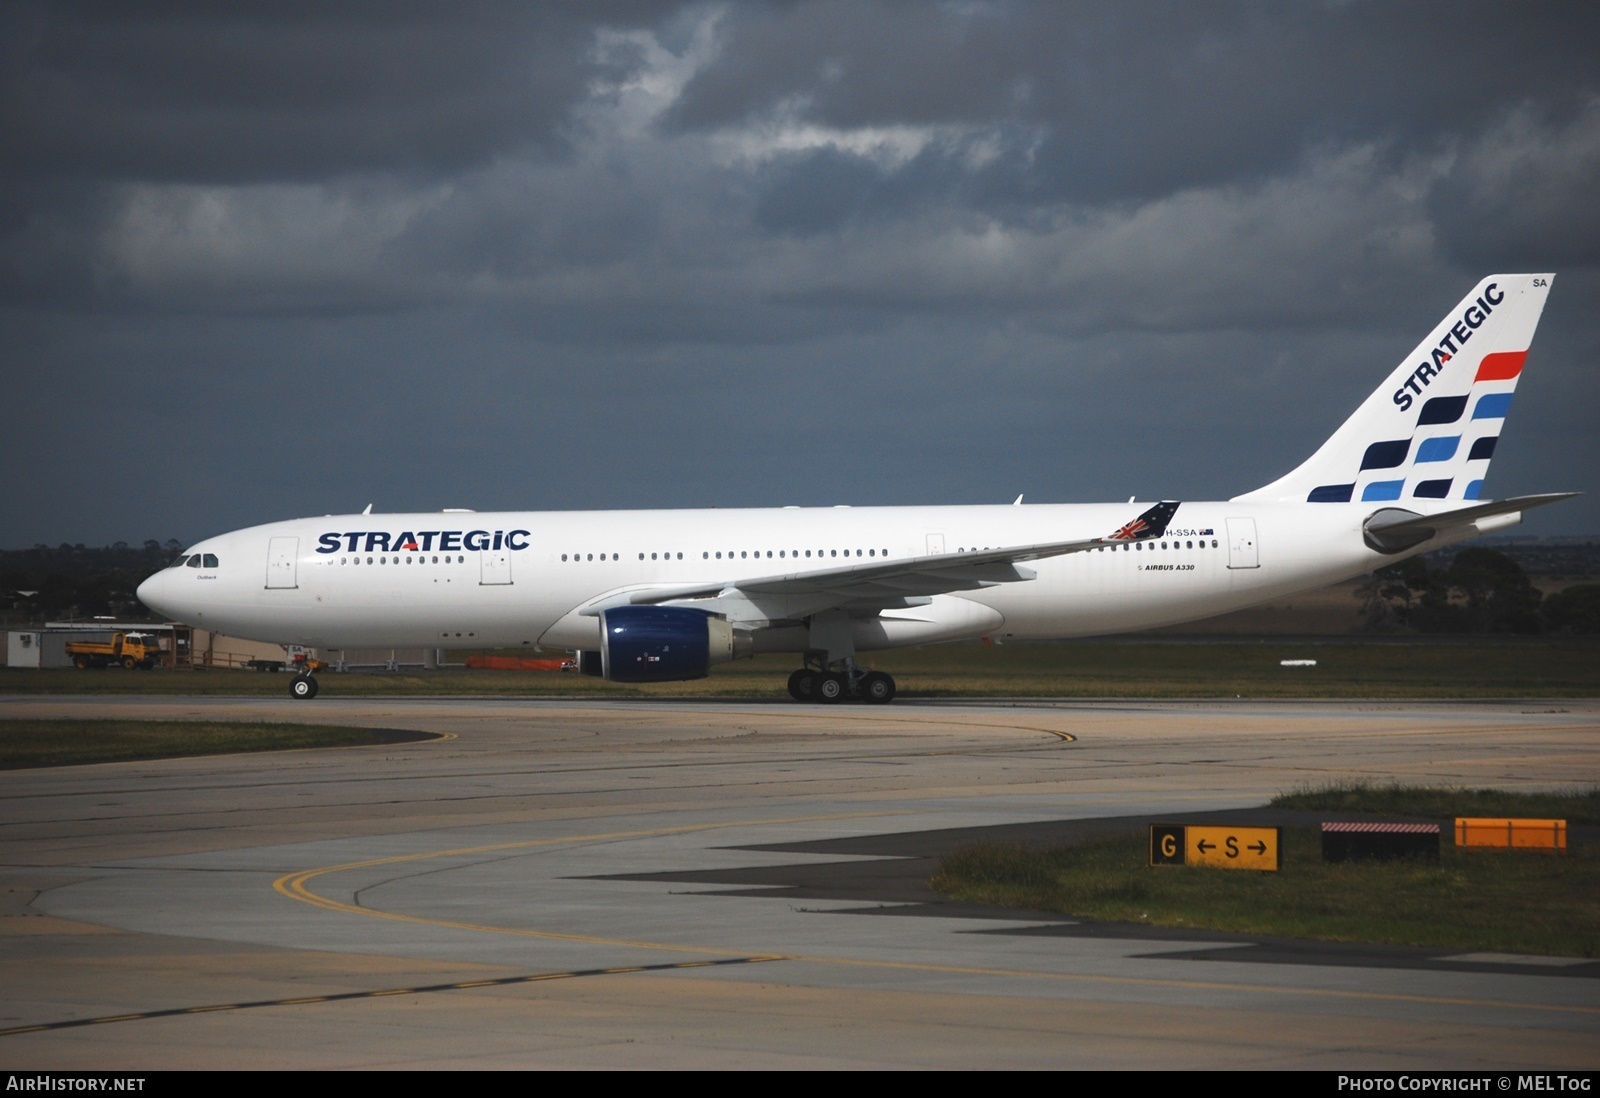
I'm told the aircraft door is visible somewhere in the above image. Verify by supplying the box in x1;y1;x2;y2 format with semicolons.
926;534;945;556
266;537;299;589
1225;518;1260;569
480;547;513;585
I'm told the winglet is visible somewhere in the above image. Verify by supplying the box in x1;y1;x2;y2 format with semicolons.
1105;500;1180;541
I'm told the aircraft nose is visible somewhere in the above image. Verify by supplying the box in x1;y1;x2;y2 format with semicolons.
136;572;171;617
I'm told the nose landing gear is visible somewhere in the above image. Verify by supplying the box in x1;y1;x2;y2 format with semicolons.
290;674;319;700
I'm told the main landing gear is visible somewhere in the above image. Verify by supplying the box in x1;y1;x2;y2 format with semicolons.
290;674;319;700
789;611;896;704
786;660;896;704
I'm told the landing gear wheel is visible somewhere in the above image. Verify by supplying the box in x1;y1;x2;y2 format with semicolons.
290;674;319;700
787;669;817;702
860;671;896;704
817;672;846;703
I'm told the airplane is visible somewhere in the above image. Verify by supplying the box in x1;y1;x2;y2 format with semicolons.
136;273;1574;703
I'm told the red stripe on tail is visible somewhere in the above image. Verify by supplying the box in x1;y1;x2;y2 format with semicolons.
1475;350;1526;382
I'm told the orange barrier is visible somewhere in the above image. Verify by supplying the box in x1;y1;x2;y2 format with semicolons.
464;655;574;672
1455;818;1567;854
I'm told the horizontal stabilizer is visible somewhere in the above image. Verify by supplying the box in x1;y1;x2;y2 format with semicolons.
1363;492;1578;554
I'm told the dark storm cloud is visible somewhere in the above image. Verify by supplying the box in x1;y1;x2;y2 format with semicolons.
3;1;1597;546
669;1;1600;205
1429;103;1600;269
0;1;656;184
0;1;674;310
751;146;894;236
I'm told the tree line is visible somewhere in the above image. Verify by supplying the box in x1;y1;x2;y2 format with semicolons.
2;541;181;622
1358;547;1600;635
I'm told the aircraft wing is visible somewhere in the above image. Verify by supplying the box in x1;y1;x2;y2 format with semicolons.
580;501;1183;627
630;535;1100;603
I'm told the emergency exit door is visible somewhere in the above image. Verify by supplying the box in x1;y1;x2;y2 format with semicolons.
480;548;513;585
1225;518;1259;569
266;537;299;588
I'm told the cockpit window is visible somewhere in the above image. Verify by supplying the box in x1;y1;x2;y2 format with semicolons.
186;556;201;568
168;555;191;568
202;553;219;568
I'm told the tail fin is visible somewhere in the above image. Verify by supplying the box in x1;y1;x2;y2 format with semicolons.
1235;274;1554;505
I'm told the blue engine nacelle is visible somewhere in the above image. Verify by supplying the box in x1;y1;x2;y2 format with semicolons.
598;606;752;683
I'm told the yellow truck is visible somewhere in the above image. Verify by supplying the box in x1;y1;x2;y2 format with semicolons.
66;632;161;670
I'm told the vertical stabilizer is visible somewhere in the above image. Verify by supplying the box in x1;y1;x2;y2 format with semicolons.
1234;274;1553;505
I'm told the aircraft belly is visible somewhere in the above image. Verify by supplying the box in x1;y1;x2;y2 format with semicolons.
192;562;568;649
976;523;1374;640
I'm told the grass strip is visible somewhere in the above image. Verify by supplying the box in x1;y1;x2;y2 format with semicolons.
4;639;1599;698
0;719;432;769
1271;781;1600;826
933;788;1599;957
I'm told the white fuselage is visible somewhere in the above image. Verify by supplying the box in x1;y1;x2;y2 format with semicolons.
134;500;1482;655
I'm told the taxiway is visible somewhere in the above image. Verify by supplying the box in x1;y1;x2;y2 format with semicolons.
1;695;1596;1069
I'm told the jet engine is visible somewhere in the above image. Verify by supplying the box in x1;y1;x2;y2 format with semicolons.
587;605;752;683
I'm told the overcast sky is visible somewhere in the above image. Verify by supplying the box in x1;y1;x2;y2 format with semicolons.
4;1;1597;547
